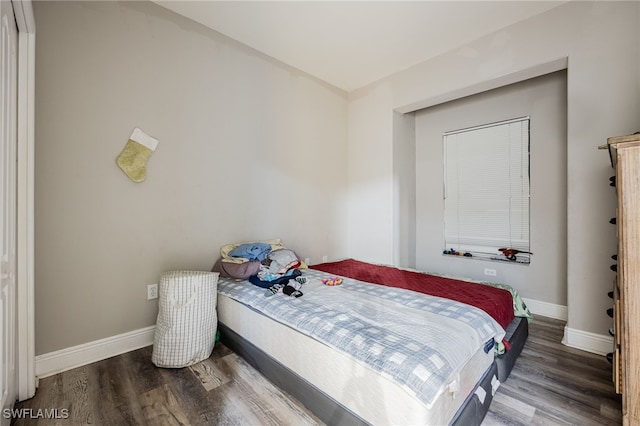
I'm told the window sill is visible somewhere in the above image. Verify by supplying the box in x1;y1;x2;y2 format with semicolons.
442;252;530;265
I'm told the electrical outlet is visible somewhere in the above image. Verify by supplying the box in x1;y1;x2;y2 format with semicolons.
147;283;158;300
304;257;310;265
322;255;328;263
484;268;497;277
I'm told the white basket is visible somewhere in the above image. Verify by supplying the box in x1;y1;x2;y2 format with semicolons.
152;270;219;368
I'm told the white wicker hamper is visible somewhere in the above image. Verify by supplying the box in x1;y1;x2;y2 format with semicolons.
152;270;219;368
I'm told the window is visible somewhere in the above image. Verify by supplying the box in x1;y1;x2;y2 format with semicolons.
443;117;530;263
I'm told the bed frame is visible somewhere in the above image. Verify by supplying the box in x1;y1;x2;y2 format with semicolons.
219;314;528;426
497;316;529;381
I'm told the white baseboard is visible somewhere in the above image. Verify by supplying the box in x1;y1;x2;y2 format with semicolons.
521;298;610;355
522;297;567;321
35;325;155;379
561;326;613;356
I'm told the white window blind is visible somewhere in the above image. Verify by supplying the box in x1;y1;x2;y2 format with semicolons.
443;117;530;260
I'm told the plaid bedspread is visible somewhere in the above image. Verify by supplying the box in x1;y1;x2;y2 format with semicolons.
312;258;516;328
217;269;505;408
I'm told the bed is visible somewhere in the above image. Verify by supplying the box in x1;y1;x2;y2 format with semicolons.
215;258;531;425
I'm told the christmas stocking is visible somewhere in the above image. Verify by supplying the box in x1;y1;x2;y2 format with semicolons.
116;128;159;182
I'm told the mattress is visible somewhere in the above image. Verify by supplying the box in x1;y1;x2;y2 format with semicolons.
217;291;496;425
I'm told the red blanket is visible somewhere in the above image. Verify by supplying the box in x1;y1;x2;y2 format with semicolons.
311;259;514;329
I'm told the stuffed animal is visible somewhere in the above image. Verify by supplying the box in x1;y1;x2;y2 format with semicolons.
322;277;343;286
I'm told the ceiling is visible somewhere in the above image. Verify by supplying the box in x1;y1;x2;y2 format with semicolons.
152;1;566;92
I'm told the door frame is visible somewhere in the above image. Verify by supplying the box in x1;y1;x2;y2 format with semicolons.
11;0;35;401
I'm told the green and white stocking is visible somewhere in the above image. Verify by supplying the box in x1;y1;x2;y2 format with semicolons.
116;127;159;183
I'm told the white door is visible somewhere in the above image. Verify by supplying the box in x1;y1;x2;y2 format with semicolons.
0;0;18;423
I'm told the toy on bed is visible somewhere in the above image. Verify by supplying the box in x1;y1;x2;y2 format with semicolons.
321;277;343;286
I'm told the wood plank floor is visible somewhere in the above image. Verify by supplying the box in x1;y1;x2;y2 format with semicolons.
12;316;621;425
483;316;621;425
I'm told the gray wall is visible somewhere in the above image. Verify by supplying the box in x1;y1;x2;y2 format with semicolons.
33;0;640;355
392;111;416;267
34;1;348;355
414;71;567;305
347;1;639;338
